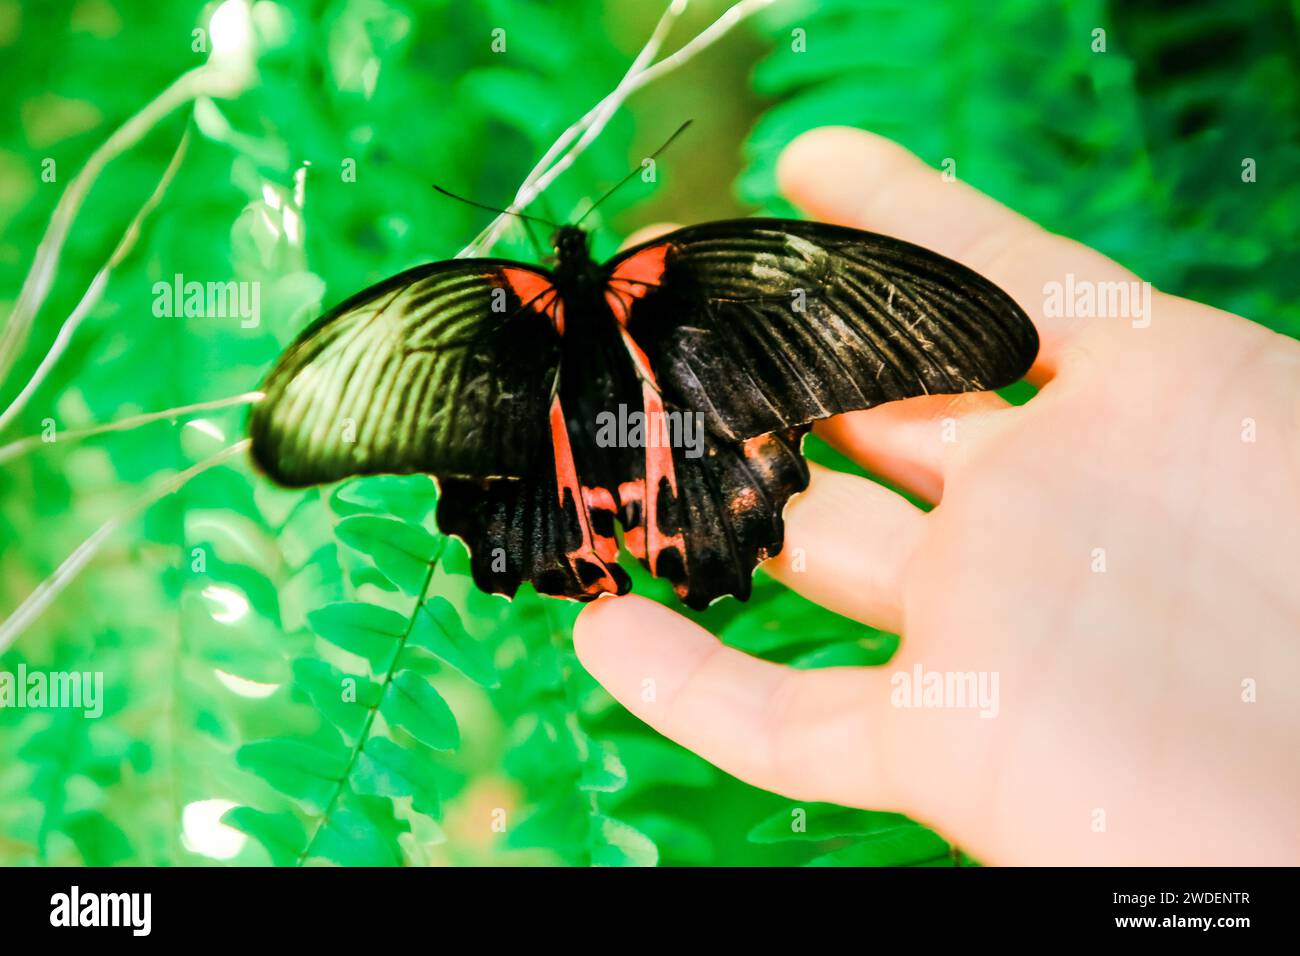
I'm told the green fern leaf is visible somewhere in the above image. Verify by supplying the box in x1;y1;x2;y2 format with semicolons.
222;807;307;867
408;596;501;688
335;515;445;594
381;671;460;751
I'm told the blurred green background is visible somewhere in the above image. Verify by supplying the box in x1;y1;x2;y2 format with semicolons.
0;0;1296;866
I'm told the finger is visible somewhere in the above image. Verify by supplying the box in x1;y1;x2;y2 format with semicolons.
574;593;903;807
621;222;680;249
814;390;1012;504
778;127;1142;383
762;466;926;633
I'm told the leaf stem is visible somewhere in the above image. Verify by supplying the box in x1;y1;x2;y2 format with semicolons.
0;129;193;434
460;0;775;256
0;61;241;388
296;560;439;865
542;602;602;865
0;439;251;655
0;391;262;465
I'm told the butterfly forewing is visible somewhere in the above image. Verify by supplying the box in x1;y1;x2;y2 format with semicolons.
250;260;562;486
606;218;1039;443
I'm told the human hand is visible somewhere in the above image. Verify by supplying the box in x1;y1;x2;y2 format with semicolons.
575;127;1300;865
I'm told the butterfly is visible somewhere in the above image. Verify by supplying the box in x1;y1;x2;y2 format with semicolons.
249;218;1038;609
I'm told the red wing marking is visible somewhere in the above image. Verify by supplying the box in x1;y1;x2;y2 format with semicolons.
500;267;551;302
548;397;622;596
616;326;686;581
611;243;669;285
639;381;686;580
616;480;646;560
604;289;630;325
605;243;669;326
499;267;564;336
581;485;620;563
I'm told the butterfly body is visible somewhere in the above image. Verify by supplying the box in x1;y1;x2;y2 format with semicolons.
549;225;602;303
251;218;1038;609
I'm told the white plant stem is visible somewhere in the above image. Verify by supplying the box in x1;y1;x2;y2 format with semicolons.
0;0;256;407
458;0;775;257
0;130;192;435
0;391;262;466
0;67;234;389
0;439;251;655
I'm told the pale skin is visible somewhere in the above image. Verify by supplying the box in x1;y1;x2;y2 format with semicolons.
574;127;1300;865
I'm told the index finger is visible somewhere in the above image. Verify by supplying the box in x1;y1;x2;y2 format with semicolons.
574;593;904;808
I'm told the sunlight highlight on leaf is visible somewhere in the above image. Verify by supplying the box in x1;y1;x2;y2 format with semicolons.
181;799;247;860
184;419;226;443
202;584;250;624
214;669;280;699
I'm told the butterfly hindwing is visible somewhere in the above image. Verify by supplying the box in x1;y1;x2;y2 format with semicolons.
604;319;812;609
618;419;811;610
605;218;1039;442
435;314;638;603
250;260;563;486
435;394;631;602
435;309;811;609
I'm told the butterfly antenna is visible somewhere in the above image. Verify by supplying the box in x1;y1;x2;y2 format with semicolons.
518;216;547;261
537;193;561;229
574;120;693;227
432;185;558;230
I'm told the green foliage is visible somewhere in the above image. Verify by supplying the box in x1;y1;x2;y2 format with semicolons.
748;804;957;867
224;475;462;865
744;0;1300;337
2;0;1296;867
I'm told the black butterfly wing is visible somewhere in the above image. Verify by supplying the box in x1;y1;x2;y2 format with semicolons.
250;259;563;485
565;315;807;610
598;217;1038;607
433;415;632;603
604;218;1039;443
619;418;811;610
252;257;633;600
434;318;638;604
